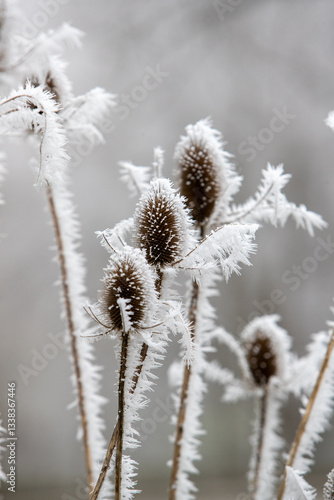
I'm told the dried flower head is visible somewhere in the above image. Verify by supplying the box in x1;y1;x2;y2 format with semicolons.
241;315;291;387
100;248;157;333
133;178;192;268
174;118;229;227
324;468;334;500
245;331;277;386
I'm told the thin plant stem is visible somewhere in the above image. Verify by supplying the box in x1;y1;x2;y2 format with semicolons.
169;226;204;499
46;182;93;488
115;331;129;500
251;387;268;499
277;328;334;500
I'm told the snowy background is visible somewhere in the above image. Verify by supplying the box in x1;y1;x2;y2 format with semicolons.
1;0;334;498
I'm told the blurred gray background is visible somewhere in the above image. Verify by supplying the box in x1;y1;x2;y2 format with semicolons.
1;0;334;498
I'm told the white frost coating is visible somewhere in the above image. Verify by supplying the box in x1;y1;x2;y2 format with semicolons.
226;164;327;236
117;325;170;499
0;84;69;186
283;467;316;500
178;223;258;281
97;218;135;253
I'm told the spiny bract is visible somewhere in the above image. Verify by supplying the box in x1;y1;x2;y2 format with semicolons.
133;178;192;267
100;248;157;333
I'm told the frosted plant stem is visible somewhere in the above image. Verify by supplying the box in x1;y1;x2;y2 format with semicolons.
90;273;164;499
90;344;147;500
251;388;268;499
46;182;93;482
169;280;200;500
277;328;334;500
115;331;129;500
46;182;93;488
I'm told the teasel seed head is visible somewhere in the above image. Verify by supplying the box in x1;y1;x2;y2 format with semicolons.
133;178;193;268
100;248;157;334
174;118;228;227
244;331;277;386
324;469;334;500
241;316;291;387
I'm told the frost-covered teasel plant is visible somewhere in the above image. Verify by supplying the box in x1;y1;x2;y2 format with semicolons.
87;167;258;498
1;6;334;498
0;5;115;496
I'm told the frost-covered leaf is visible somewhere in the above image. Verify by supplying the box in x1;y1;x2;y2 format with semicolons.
283;467;316;500
119;160;152;197
178;222;258;281
226;164;327;236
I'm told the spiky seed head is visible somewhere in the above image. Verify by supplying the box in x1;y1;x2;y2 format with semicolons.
324;469;334;500
133;178;192;267
244;331;277;386
100;248;157;333
174;118;227;227
241;316;291;387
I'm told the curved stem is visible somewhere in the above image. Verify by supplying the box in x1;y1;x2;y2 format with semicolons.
277;328;334;500
46;182;93;488
115;331;129;500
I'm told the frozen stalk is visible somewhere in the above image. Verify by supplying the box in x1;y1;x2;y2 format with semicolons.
170;119;234;499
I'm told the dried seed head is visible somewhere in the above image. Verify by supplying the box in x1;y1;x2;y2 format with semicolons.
324;469;334;500
174;118;228;227
100;248;157;333
244;331;277;386
133;178;192;267
241;316;291;387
